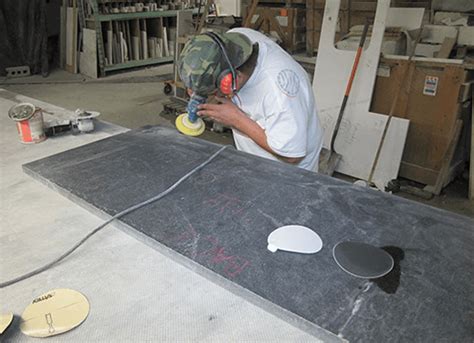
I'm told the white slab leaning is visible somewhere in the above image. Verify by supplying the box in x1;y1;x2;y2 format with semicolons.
313;0;410;187
80;29;98;78
386;7;425;30
458;26;474;46
422;25;458;44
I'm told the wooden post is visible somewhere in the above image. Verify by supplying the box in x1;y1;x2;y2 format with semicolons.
470;86;474;200
427;120;463;195
306;0;315;56
287;7;295;52
196;0;210;34
244;0;259;28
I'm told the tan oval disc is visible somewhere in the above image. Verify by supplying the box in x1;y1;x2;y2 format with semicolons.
20;289;89;338
0;313;14;334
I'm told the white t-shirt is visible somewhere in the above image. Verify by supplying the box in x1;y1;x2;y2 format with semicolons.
229;28;323;171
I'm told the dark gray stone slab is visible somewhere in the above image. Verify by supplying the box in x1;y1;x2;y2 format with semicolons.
23;126;474;342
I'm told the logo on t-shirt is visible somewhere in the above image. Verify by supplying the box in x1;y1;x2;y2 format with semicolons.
276;69;300;97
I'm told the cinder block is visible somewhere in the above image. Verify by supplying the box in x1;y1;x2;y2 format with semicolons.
5;66;31;78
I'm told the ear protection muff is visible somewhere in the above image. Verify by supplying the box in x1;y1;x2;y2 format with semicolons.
204;32;237;95
217;69;234;95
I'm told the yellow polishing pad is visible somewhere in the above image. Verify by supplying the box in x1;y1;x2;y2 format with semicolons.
0;313;13;334
175;113;205;136
20;289;89;338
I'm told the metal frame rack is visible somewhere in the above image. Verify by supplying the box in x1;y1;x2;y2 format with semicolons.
81;0;198;76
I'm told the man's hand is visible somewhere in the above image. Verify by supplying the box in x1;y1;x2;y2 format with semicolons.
197;97;246;128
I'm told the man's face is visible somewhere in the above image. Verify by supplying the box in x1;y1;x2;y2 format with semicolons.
236;71;249;92
186;88;217;99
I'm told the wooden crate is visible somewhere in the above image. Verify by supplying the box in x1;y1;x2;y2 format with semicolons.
371;58;473;194
250;6;306;53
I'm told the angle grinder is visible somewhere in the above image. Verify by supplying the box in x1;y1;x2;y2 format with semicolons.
175;94;206;136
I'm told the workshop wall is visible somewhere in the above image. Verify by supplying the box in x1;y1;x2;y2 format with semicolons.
0;0;49;76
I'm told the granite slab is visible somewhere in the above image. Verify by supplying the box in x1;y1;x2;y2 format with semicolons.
23;126;474;342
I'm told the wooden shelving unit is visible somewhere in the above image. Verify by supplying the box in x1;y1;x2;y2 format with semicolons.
104;56;174;72
94;10;189;21
80;0;199;77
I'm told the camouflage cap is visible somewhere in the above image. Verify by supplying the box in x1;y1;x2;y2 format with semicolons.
178;32;253;96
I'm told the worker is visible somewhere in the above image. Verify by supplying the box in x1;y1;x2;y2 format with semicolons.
177;28;323;171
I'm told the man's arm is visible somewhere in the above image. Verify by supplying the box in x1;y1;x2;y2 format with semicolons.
198;98;304;164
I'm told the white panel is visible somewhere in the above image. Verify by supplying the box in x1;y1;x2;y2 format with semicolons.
386;8;424;30
313;0;409;187
422;25;458;44
79;29;98;79
458;26;474;46
214;0;241;16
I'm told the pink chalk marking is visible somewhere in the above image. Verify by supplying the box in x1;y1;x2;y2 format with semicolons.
209;247;235;264
166;223;252;278
203;193;246;216
199;236;251;278
224;258;251;278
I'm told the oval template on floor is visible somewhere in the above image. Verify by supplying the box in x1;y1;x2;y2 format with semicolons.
20;288;90;338
0;312;13;334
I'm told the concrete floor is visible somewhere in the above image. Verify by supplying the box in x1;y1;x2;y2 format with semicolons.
0;66;234;147
1;66;175;129
1;66;472;217
0;89;325;342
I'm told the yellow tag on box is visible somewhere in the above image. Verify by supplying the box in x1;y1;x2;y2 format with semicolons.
20;289;89;338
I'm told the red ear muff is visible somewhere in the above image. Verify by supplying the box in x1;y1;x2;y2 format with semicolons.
218;70;235;95
205;32;238;96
